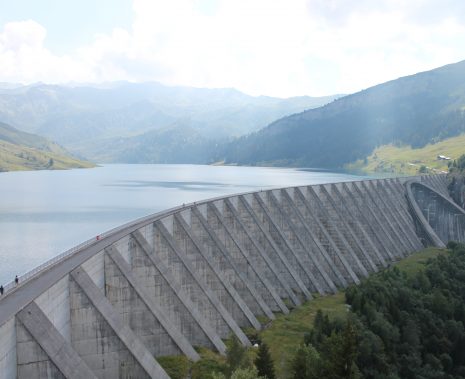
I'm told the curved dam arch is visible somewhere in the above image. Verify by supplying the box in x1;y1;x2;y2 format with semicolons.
0;174;451;379
407;180;465;246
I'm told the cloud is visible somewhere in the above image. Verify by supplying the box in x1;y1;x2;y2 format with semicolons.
0;19;46;51
0;20;89;83
0;1;465;97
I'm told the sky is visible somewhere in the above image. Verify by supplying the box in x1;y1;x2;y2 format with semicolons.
0;0;464;97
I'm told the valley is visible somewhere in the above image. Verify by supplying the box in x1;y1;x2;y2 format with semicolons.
2;61;465;178
0;82;340;165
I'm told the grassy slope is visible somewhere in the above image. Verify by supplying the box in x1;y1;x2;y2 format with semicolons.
0;121;94;172
260;247;446;379
0;139;94;172
393;246;446;275
260;292;347;378
346;134;465;175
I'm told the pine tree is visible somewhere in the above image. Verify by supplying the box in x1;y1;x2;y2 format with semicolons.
291;345;309;379
254;343;275;379
290;344;320;379
320;320;360;379
226;335;250;378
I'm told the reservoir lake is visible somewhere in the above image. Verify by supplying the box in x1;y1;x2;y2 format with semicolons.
0;164;366;284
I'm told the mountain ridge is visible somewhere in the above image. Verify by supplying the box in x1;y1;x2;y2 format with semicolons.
220;59;465;168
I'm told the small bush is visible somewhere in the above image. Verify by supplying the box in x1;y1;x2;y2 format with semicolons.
157;355;191;379
191;355;226;379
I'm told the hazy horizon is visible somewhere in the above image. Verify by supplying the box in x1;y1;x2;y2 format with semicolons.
0;79;343;99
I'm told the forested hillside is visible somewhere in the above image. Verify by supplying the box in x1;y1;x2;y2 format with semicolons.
221;60;465;168
285;243;465;379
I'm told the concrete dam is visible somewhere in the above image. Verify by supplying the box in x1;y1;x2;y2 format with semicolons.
0;174;462;379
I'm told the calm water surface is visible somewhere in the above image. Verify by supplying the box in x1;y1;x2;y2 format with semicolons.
0;164;366;284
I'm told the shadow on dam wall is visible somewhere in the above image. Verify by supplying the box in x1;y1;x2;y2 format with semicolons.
0;174;458;379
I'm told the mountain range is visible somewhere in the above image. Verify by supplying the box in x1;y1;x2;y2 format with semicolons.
0;82;340;163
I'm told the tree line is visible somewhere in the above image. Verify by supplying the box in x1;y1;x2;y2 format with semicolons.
193;243;465;379
287;242;465;379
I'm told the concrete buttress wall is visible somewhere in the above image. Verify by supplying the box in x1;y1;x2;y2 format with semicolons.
0;174;457;379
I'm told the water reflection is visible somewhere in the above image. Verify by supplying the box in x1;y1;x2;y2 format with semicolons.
106;180;252;191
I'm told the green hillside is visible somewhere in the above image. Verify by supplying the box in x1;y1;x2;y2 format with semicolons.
0;122;94;172
346;133;465;175
221;60;465;169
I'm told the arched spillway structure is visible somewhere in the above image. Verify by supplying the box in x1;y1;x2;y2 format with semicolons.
0;174;454;379
407;180;465;247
